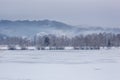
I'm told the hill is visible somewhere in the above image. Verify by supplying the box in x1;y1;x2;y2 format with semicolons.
0;20;120;37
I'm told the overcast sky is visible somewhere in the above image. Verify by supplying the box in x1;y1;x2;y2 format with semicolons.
0;0;120;27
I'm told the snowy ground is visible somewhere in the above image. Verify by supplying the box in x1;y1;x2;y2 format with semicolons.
0;49;120;80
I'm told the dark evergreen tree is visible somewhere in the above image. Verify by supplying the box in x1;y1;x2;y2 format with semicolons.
107;39;111;47
44;37;50;46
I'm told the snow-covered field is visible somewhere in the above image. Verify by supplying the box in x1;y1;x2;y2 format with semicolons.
0;49;120;80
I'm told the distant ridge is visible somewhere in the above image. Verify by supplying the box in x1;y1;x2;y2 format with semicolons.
0;20;120;37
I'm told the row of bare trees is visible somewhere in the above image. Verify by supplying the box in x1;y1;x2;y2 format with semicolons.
34;33;120;48
0;33;120;48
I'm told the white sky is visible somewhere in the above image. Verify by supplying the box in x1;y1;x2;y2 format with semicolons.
0;0;120;27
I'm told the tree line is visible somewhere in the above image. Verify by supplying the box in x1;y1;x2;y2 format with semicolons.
0;33;120;48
